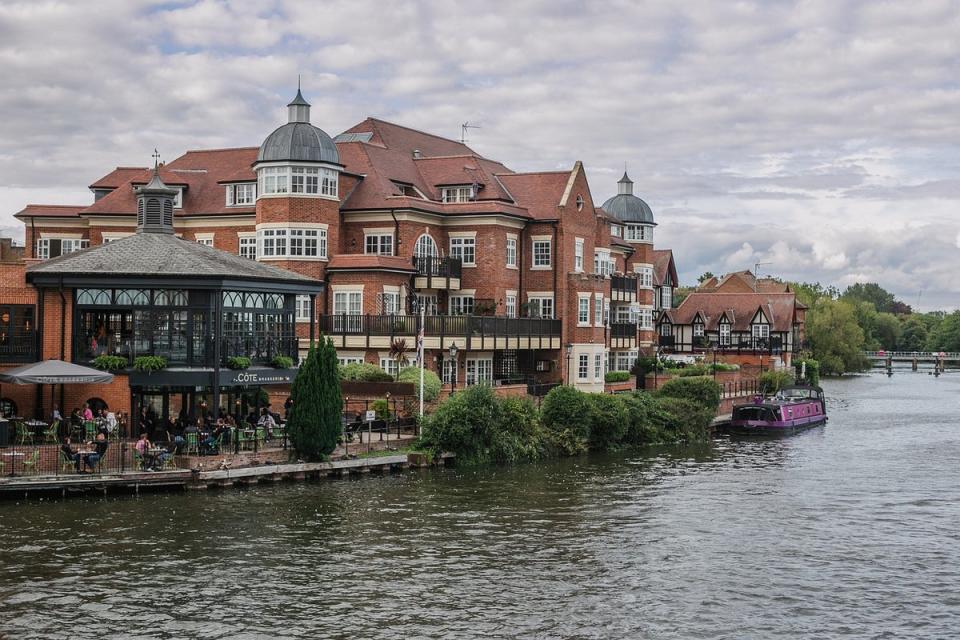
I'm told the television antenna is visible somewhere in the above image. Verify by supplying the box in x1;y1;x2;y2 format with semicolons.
460;121;481;144
754;262;772;276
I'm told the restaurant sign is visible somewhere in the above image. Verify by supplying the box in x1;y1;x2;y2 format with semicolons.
222;369;295;386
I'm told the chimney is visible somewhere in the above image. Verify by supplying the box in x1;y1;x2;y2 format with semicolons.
412;149;422;159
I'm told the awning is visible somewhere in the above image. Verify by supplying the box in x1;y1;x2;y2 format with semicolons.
0;360;114;385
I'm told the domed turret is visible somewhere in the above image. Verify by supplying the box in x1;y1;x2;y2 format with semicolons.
135;166;177;234
601;172;655;224
256;89;339;165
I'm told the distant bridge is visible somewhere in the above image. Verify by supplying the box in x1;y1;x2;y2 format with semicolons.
863;351;960;362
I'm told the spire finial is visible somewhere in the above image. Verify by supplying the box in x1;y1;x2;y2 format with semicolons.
152;148;160;169
298;74;301;91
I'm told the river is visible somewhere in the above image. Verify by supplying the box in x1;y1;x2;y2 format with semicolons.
1;372;959;639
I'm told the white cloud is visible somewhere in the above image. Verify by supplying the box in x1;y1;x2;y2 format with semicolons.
0;0;958;309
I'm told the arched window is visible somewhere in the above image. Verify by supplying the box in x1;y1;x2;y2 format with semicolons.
0;397;17;418
414;234;438;258
86;397;108;416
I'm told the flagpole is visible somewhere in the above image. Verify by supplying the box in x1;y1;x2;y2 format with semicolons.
418;304;426;418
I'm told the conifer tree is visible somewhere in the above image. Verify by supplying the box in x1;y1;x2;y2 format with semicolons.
287;337;342;460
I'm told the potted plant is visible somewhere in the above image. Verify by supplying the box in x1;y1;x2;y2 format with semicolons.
92;354;127;371
227;356;252;370
133;355;167;373
271;355;295;369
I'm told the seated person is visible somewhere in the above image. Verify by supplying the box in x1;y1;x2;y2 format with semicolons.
84;433;109;471
135;433;152;470
257;408;276;438
61;437;81;472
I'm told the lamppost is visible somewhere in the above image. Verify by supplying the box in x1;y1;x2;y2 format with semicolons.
565;344;573;385
712;348;718;381
653;346;661;390
448;342;459;394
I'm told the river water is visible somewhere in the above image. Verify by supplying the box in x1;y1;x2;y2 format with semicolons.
1;372;959;639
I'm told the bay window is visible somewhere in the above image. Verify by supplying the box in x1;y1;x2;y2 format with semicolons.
258;165;338;197
258;227;326;259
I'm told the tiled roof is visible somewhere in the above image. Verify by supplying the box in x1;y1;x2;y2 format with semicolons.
27;232;318;285
671;292;799;332
340;118;475;157
652;249;677;287
495;171;571;221
413;155;513;201
88;167;147;189
698;270;791;294
13;204;87;219
327;254;416;272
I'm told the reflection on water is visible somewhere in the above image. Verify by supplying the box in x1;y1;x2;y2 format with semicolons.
1;372;959;638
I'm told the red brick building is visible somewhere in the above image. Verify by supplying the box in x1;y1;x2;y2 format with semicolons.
1;89;678;419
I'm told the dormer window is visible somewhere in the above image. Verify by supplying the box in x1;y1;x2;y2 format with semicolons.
693;322;704;337
173;187;183;209
752;323;770;340
719;322;731;346
226;183;256;206
441;185;473;203
392;181;425;199
611;225;622;237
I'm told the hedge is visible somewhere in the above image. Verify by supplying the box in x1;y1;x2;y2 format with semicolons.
397;366;442;403
604;371;631;383
657;376;722;411
758;371;795;394
338;362;394;382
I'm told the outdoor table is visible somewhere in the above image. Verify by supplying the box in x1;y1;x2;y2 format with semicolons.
76;449;98;472
25;420;48;439
144;447;165;470
2;451;25;476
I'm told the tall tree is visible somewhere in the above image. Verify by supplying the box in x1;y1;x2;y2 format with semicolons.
842;282;909;314
287;338;342;460
899;315;929;352
927;311;960;352
806;298;869;374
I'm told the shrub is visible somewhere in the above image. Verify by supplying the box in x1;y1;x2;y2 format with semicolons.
397;366;442;403
677;365;710;377
620;392;660;445
287;339;342;461
271;355;295;369
586;393;629;449
710;362;740;372
794;358;820;386
491;396;546;462
371;398;391;420
758;370;795;394
541;385;592;454
658;376;721;411
604;371;631;383
649;396;715;443
338;362;393;382
92;354;127;371
132;355;167;373
419;385;503;465
226;356;251;370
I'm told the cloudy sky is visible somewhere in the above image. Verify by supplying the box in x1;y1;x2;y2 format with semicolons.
1;0;958;309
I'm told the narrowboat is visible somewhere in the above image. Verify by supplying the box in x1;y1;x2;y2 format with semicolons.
726;385;827;436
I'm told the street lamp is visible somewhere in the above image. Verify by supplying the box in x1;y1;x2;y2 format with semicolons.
565;344;573;385
448;342;459;394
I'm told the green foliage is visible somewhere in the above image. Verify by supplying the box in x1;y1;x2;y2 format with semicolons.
132;355;167;373
631;356;660;377
388;339;410;380
92;354;127;371
697;271;715;283
648;397;715;443
242;388;269;408
371;398;390;420
287;338;342;461
271;355;295;369
758;370;795;394
794;359;820;386
338;362;394;382
899;316;929;352
586;394;629;449
226;356;251;370
657;376;721;411
604;371;631;383
806;298;869;375
842;282;911;315
397;366;442;403
420;385;545;465
927;311;960;352
541;385;592;453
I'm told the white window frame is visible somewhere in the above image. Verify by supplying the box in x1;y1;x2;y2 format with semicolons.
506;235;518;268
258;165;338;198
639;309;654;331
595;294;604;327
752;323;770;340
505;293;517;318
295;295;312;323
578;295;590;326
465;357;493;386
449;295;475;316
238;235;257;260
532;238;551;269
226;183;256;206
381;289;401;315
528;295;554;319
574;238;584;272
720;323;731;346
36;238;89;260
578;354;589;380
332;290;363;332
414;234;438;258
594;352;603;381
441;185;474;203
257;226;327;260
449;236;476;266
365;233;394;256
693;323;705;337
625;224;652;242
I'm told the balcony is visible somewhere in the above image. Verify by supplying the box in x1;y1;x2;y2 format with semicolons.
319;314;561;351
610;274;638;302
609;322;637;349
413;256;462;290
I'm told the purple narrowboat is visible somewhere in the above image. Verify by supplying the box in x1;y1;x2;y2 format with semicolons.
726;385;827;436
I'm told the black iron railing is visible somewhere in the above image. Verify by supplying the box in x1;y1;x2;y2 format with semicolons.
610;322;636;339
611;274;639;297
319;314;562;341
413;256;462;279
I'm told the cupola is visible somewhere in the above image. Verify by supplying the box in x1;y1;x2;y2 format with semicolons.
135;167;177;234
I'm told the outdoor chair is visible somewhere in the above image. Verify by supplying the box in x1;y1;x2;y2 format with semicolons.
238;429;253;451
185;432;199;455
84;421;97;440
161;453;178;471
133;449;146;471
60;450;76;474
15;421;33;446
44;420;60;443
255;427;266;448
20;449;40;475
